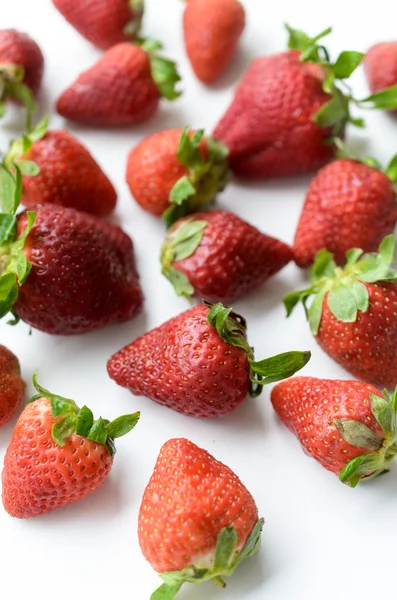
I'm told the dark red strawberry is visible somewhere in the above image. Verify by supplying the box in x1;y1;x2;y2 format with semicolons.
183;0;245;83
52;0;144;50
2;372;139;518
285;235;397;389
161;210;293;303
271;377;397;487
293;151;397;267
126;127;229;225
364;41;397;110
107;302;310;418
0;345;26;427
56;41;181;126
139;438;263;598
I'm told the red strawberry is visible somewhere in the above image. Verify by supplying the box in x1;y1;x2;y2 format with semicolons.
364;41;397;109
107;302;310;418
0;345;26;427
2;372;139;518
139;438;264;597
56;41;181;126
271;377;397;487
161;210;293;303
52;0;144;50
285;235;397;389
183;0;245;83
126;127;229;225
293;154;397;268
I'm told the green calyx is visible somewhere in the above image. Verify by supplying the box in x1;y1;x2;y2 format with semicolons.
334;138;397;188
29;371;140;457
123;0;144;37
286;25;397;137
338;389;397;487
137;38;182;101
163;127;229;227
284;235;397;335
208;302;311;397
161;218;208;299
0;63;36;130
151;518;264;600
5;114;47;174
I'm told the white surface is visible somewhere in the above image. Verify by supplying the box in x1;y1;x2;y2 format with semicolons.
1;1;396;598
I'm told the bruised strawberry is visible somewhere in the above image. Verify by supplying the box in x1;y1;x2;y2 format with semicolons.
107;302;310;418
56;41;181;126
0;345;26;427
126;127;228;225
161;210;293;303
52;0;144;50
364;41;397;110
285;235;397;389
139;438;263;598
271;377;397;487
2;372;139;518
183;0;245;83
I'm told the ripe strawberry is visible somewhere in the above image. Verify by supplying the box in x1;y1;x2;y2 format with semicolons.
2;372;139;518
364;41;397;108
107;302;310;418
161;210;293;303
139;438;264;598
293;152;397;267
271;377;397;487
56;41;181;126
183;0;245;83
52;0;144;50
126;127;229;225
213;25;397;179
285;235;397;389
0;345;26;427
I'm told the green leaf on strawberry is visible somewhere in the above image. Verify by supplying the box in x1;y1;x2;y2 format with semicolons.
137;38;182;100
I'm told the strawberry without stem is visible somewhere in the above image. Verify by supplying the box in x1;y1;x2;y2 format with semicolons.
2;372;139;518
0;345;25;427
161;210;293;304
107;302;310;418
139;438;264;599
271;377;397;487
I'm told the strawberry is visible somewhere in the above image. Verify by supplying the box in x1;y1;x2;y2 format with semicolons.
213;25;397;179
7;117;117;217
0;163;143;334
126;127;229;225
0;345;26;427
2;372;139;518
139;438;264;598
161;210;293;303
364;41;397;109
285;235;397;389
293;148;397;267
271;377;397;487
107;302;310;418
52;0;144;50
56;40;181;126
183;0;245;83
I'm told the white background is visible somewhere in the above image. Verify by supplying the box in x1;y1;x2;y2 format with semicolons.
1;1;396;599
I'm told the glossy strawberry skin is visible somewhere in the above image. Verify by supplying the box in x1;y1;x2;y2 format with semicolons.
20;130;117;217
2;397;113;518
52;0;141;50
138;438;258;573
170;210;293;304
271;377;384;474
56;43;159;126
0;346;26;428
293;159;397;267
317;283;397;389
364;42;397;110
0;29;44;96
183;0;245;83
14;204;143;335
213;51;334;179
107;304;250;417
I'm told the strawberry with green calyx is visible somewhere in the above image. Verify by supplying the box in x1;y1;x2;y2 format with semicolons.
126;127;229;227
2;371;140;518
285;235;397;388
107;302;310;417
139;438;264;599
271;377;397;488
